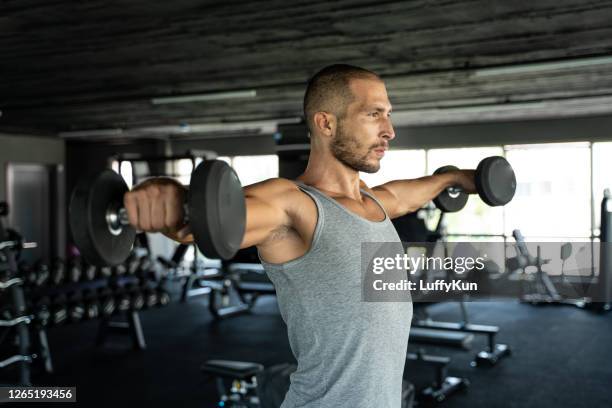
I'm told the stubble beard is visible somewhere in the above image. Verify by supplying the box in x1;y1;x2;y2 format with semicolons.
330;121;381;173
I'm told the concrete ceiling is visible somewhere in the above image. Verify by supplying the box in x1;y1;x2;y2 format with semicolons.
1;0;612;139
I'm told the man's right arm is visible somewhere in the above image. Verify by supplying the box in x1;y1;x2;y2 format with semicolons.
125;177;294;249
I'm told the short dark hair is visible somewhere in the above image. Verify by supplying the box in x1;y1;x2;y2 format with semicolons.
303;64;380;133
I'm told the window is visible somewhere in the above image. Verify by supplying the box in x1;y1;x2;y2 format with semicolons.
504;143;591;238
111;160;133;188
175;159;194;186
232;155;279;186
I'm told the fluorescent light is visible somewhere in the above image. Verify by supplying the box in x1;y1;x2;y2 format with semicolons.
474;55;612;77
151;90;257;105
57;117;302;139
58;128;123;138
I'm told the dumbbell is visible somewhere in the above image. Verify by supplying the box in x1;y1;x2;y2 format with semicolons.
143;287;159;308
34;297;51;327
98;288;116;317
113;263;127;277
98;266;112;279
35;262;50;287
79;289;100;319
156;286;171;307
433;156;516;213
50;295;68;326
67;291;85;323
135;256;156;281
130;287;145;311
115;289;131;312
126;254;141;275
67;258;83;283
50;258;66;285
69;160;245;266
83;264;97;281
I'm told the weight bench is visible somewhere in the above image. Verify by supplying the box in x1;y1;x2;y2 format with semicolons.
201;359;263;407
406;349;470;404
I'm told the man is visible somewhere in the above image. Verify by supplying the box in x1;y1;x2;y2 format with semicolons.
124;64;476;407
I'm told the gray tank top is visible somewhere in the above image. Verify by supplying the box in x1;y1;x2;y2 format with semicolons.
260;182;413;408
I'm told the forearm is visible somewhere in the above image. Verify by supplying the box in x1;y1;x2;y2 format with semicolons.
378;170;475;218
385;173;458;212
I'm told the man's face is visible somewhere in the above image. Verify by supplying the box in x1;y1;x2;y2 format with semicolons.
330;78;395;173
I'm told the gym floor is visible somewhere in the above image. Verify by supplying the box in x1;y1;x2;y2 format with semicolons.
10;285;612;408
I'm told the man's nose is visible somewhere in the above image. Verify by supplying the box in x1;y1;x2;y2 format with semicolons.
382;117;395;140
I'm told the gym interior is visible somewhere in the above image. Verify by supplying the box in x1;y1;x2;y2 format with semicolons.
1;2;612;407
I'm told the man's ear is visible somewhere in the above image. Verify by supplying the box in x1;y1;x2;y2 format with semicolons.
313;112;335;138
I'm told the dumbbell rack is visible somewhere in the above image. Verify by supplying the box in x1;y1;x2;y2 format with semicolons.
17;253;173;376
31;275;150;354
0;203;35;385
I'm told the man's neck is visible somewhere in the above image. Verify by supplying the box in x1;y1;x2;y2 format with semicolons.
297;151;363;201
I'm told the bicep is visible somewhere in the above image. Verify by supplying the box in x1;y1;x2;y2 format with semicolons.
372;183;405;219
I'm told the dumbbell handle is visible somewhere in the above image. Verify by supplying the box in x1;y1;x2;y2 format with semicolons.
446;186;463;197
106;205;190;235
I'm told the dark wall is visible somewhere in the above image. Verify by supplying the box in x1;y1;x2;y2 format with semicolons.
0;133;65;202
0;133;65;259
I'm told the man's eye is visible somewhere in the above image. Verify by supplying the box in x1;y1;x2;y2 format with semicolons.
371;112;379;117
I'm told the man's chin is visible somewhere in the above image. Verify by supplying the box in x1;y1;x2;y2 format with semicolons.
359;162;381;174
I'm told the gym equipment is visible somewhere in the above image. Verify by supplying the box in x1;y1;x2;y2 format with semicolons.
130;289;145;311
69;159;245;266
143;288;158;308
96;309;147;351
82;290;100;319
0;203;34;384
201;360;263;407
433;156;516;213
67;258;82;283
67;292;85;323
113;263;127;277
50;258;66;285
405;349;469;403
35;262;50;286
83;264;97;281
596;190;612;311
98;266;112;279
98;289;116;317
156;286;171;306
116;290;131;312
50;295;68;326
433;166;468;212
202;360;415;408
511;229;592;309
34;297;51;327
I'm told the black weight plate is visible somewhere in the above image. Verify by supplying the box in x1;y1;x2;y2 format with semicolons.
475;156;516;206
189;160;246;260
433;165;469;213
69;170;136;266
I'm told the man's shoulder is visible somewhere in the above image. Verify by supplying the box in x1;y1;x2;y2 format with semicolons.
244;177;299;194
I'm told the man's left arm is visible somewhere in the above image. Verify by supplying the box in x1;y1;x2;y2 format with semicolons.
371;170;476;219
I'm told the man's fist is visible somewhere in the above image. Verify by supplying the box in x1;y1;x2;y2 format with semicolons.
123;178;189;236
